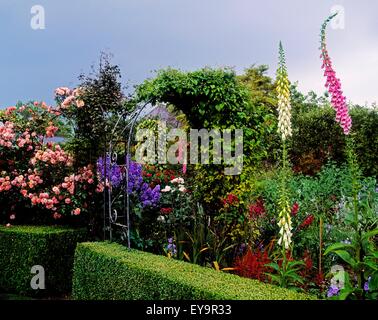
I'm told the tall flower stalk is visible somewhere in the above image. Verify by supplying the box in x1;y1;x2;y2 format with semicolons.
320;14;376;299
266;44;305;289
276;42;292;142
319;13;354;280
276;42;293;252
320;13;352;135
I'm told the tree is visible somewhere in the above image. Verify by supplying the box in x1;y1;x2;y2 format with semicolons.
65;53;132;168
237;65;277;113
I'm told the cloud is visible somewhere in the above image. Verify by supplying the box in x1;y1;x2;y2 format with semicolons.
0;0;377;107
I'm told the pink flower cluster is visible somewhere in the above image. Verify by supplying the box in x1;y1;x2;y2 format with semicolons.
7;170;44;192
45;122;59;138
31;143;73;167
0;122;15;148
321;38;352;134
0;176;12;192
5;106;17;115
0;102;98;222
55;87;85;109
27;192;59;210
16;130;35;150
16;168;97;218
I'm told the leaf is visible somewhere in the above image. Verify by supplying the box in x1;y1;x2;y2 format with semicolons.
286;273;304;284
213;261;220;271
334;250;357;267
287;260;305;268
221;267;236;271
199;247;209;254
222;244;236;252
362;229;378;241
265;262;280;271
363;260;378;272
265;273;281;284
369;273;378;291
324;242;354;256
338;288;355;300
183;251;191;262
215;103;224;112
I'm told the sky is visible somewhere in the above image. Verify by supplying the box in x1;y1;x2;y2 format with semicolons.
0;0;377;107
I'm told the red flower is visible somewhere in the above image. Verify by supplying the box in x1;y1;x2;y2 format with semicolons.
160;207;173;215
227;194;239;204
314;272;325;286
300;215;314;229
291;202;299;216
221;193;239;206
303;250;313;270
249;198;266;219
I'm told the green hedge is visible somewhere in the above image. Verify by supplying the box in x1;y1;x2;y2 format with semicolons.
72;242;315;300
0;225;87;296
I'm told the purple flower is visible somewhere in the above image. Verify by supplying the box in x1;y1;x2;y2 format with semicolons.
140;183;160;207
327;284;340;298
97;156;123;187
127;158;143;194
97;155;160;207
364;276;371;292
166;238;177;256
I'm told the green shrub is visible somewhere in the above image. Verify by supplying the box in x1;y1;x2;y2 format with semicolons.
0;225;87;296
291;106;378;176
72;241;315;300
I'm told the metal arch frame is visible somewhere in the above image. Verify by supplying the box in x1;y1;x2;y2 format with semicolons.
102;101;151;248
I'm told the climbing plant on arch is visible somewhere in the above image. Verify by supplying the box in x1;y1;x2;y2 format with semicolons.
136;67;276;210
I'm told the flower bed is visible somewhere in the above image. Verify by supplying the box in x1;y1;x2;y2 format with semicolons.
72;241;315;300
0;225;87;296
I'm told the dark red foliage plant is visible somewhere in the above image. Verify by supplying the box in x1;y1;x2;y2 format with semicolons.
233;242;273;282
248;197;266;219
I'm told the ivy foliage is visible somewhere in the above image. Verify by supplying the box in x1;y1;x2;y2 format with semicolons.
136;67;276;166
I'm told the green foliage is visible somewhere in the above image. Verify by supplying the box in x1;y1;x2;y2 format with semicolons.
237;65;277;113
0;225;87;296
250;162;377;279
291;105;378;177
137;67;252;129
72;241;315;300
266;260;305;289
136;67;276;212
324;140;378;300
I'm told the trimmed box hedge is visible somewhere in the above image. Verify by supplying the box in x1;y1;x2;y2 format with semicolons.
72;242;315;300
0;225;87;296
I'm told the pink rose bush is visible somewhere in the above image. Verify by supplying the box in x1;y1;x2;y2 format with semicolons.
0;101;102;224
55;87;85;111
